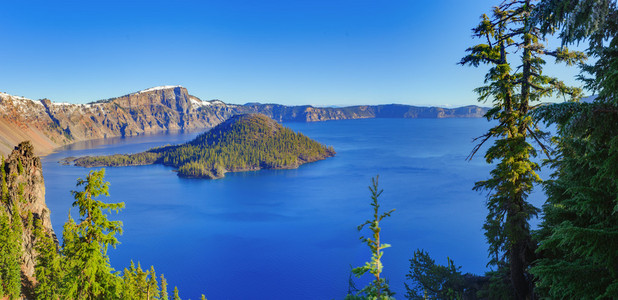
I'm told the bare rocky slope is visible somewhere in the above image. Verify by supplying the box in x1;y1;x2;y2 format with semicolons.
0;86;487;156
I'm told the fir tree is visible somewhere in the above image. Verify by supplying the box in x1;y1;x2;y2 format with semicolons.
1;157;8;204
122;264;137;300
0;210;22;299
34;219;63;300
135;262;148;299
348;176;395;300
405;250;466;300
61;169;124;299
160;274;169;300
530;0;618;298
173;286;181;300
147;266;160;300
460;0;584;298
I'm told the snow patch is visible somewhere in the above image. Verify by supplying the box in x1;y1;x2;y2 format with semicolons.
135;85;183;94
208;100;226;106
0;92;48;117
190;97;211;108
0;92;33;102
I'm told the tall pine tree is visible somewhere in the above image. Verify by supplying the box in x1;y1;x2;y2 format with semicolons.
460;0;583;298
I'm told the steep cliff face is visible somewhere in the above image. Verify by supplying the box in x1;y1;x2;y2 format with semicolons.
42;86;233;141
0;93;73;156
1;141;56;295
0;87;236;156
0;86;488;156
242;103;488;122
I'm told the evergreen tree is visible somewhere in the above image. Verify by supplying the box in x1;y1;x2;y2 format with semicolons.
1;157;8;204
530;0;618;298
405;250;465;300
460;0;583;298
122;264;138;300
34;218;64;300
61;169;124;299
135;262;148;299
173;286;181;300
347;176;395;300
0;210;22;299
147;266;160;300
160;274;169;300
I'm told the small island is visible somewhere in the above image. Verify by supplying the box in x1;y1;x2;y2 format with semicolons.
66;114;335;179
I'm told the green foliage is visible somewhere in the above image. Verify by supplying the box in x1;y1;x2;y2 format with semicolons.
532;92;618;299
73;152;162;168
74;114;335;179
17;183;25;203
30;169;186;299
475;264;515;300
34;218;64;300
148;266;161;300
460;0;583;297
405;250;465;300
405;249;492;300
0;209;23;299
122;261;162;299
26;210;33;229
1;157;8;205
535;0;617;102
61;169;124;299
17;159;24;175
348;176;395;300
173;286;181;300
529;1;618;298
160;274;169;300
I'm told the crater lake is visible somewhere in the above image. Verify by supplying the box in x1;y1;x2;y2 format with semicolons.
41;118;546;299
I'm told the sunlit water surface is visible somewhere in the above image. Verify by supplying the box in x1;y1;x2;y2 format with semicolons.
42;118;546;299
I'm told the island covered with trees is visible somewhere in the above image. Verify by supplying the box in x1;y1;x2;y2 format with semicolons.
67;114;336;179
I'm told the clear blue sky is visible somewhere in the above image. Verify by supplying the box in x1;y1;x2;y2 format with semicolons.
0;0;582;106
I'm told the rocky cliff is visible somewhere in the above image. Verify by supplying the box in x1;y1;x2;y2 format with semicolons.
242;103;487;122
0;87;235;156
1;141;56;297
0;86;488;156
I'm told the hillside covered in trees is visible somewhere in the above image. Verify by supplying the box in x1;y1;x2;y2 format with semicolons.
69;114;336;179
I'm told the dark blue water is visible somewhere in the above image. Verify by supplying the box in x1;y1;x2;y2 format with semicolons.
41;118;547;299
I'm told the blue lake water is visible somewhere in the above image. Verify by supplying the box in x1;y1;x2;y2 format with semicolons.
41;118;547;299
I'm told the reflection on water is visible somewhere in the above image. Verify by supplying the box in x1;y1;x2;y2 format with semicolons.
53;129;206;153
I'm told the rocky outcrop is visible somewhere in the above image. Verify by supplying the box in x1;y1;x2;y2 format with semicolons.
1;141;56;296
0;86;488;156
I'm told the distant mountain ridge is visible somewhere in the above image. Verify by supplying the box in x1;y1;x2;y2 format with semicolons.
0;86;488;155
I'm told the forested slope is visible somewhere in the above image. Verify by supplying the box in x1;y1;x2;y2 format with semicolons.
71;114;336;179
